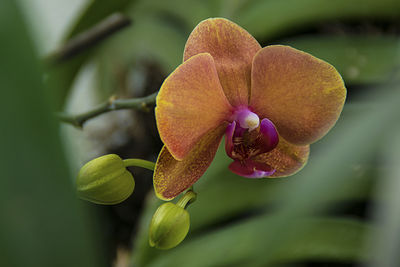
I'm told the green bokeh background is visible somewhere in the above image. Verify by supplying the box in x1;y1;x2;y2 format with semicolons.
2;0;400;266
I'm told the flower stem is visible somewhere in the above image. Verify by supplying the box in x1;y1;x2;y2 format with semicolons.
123;158;156;171
57;92;158;128
176;190;197;209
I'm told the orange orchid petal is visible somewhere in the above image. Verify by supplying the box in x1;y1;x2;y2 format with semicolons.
253;136;310;178
184;18;261;107
156;53;233;160
153;124;227;200
250;45;346;145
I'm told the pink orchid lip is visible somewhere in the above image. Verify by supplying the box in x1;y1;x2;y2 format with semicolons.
228;159;275;178
225;109;279;159
224;107;280;178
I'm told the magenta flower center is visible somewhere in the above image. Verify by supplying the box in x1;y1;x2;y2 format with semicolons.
225;108;279;178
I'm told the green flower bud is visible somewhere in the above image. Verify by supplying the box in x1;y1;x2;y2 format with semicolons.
149;202;190;250
77;154;134;205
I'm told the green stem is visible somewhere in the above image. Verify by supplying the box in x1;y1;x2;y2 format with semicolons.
123;158;156;171
176;190;197;209
57;92;158;128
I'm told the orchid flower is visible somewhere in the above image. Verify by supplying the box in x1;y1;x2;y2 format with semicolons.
153;18;346;200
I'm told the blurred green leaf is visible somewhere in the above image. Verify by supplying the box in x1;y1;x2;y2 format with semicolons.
236;0;400;39
285;36;400;84
46;0;136;108
65;0;134;39
148;217;369;267
0;1;102;266
101;15;186;72
366;125;400;267
131;196;163;266
132;0;213;31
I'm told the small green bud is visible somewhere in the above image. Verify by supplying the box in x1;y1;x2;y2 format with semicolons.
77;154;134;205
149;202;190;249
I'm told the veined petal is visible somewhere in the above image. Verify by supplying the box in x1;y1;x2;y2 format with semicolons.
250;45;346;145
156;53;233;160
184;18;261;107
253;136;310;178
153;124;227;200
